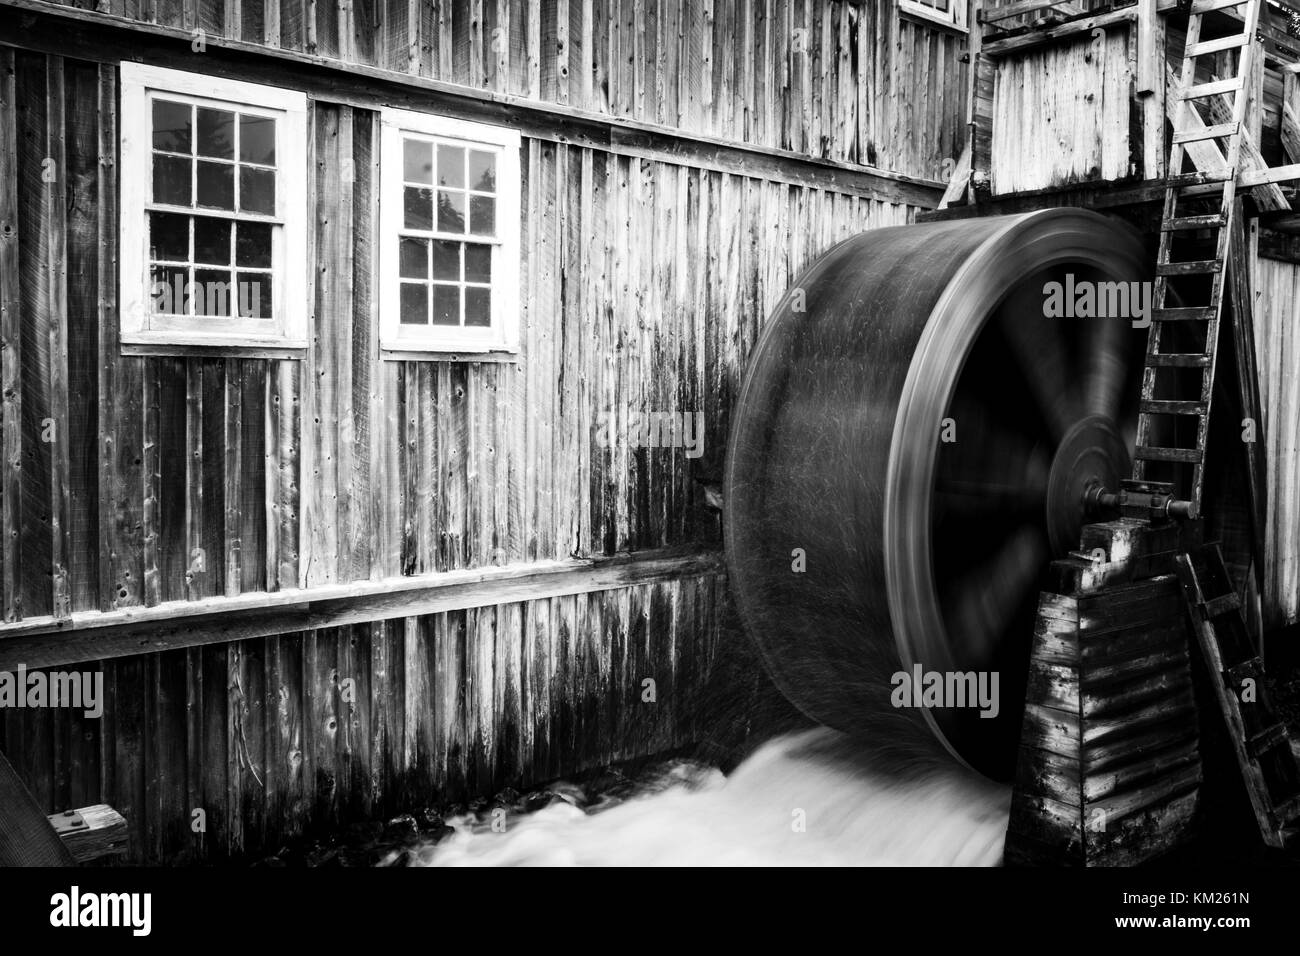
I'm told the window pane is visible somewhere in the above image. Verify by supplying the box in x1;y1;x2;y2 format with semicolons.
404;186;433;230
152;100;192;153
235;272;272;319
239;167;276;215
437;191;465;233
469;195;495;236
436;145;464;188
150;265;188;314
193;268;234;316
196;161;234;209
464;244;491;283
403;139;433;183
432;285;460;325
196;108;235;159
149;212;190;262
465;287;491;327
153;154;192;206
468;150;495;192
431;241;459;280
194;216;232;265
399;283;428;325
400;237;429;279
235;221;272;268
239;115;276;165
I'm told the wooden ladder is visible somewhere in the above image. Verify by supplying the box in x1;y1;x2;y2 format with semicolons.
1134;0;1262;514
1175;546;1300;849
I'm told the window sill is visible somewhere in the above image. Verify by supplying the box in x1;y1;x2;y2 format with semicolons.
899;10;969;38
121;336;309;359
380;347;520;364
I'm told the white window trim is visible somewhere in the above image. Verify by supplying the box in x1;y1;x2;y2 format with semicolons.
119;62;309;351
899;0;968;30
379;107;522;357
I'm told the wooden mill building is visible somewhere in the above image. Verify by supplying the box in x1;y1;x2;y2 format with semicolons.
0;0;1297;863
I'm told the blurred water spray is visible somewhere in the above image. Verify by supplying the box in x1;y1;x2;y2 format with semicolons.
406;727;1010;867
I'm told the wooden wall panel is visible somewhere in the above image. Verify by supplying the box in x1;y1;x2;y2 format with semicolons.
1252;256;1300;628
40;0;966;182
990;27;1136;195
0;572;724;860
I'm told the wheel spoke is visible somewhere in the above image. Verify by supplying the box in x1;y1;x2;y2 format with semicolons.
997;300;1083;443
1081;318;1129;421
940;525;1047;667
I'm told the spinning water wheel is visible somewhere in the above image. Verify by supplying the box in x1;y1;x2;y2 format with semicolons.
724;209;1150;780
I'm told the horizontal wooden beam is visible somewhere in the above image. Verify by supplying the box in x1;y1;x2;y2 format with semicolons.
917;177;1169;220
0;0;944;207
981;7;1140;59
1239;161;1300;187
0;548;726;671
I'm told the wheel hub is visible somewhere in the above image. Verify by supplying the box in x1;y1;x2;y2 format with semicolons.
1045;415;1130;556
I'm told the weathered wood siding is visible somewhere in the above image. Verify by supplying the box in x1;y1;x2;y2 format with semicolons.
37;0;967;183
0;52;916;621
990;26;1136;195
0;26;927;859
1252;255;1300;628
0;575;724;861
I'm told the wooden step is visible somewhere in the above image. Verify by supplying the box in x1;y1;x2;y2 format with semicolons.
1185;34;1249;58
1153;306;1218;322
1246;723;1290;759
1147;353;1210;367
1141;400;1208;416
1273;792;1300;826
1166;169;1233;189
1182;76;1243;99
1178;181;1236;198
1172;122;1239;146
1162;214;1226;231
1135;446;1204;463
1203;591;1243;618
1157;259;1223;275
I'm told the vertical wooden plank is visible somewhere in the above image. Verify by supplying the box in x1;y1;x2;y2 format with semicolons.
556;0;570;104
183;361;203;601
0;48;20;621
238;360;265;594
223;358;243;596
64;61;99;615
334;107;357;582
142;360;162;605
527;0;541;98
303;104;339;589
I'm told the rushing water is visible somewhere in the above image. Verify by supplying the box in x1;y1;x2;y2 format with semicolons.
404;727;1011;867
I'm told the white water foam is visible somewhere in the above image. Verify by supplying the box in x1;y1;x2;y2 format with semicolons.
409;727;1011;867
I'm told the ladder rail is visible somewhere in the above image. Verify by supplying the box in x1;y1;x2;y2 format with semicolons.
1136;0;1262;514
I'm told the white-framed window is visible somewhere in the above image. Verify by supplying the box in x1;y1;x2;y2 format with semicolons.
119;63;308;351
899;0;968;30
379;107;521;357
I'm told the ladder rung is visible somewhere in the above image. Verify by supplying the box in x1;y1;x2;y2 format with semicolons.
1154;306;1218;322
1182;77;1244;99
1157;259;1223;275
1273;793;1300;826
1203;591;1243;617
1246;723;1289;758
1148;353;1210;367
1185;34;1248;58
1190;0;1249;11
1141;399;1208;416
1179;181;1236;198
1162;214;1227;231
1172;122;1239;145
1166;170;1233;189
1135;445;1204;463
1226;658;1263;685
